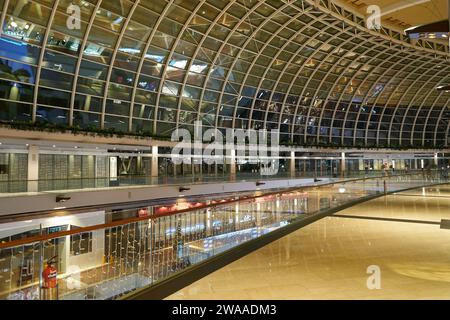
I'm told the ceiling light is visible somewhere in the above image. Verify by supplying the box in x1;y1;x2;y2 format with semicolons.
437;85;450;91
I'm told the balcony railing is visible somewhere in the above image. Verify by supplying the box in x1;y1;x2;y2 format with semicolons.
0;171;447;300
0;169;437;194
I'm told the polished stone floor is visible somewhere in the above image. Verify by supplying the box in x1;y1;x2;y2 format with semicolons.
167;186;450;299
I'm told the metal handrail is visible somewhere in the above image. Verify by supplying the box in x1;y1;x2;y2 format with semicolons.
0;169;422;184
0;171;433;250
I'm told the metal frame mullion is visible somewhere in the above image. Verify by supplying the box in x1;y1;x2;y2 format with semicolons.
288;28;354;141
327;41;393;145
297;26;360;142
445;121;450;147
383;57;445;146
355;49;417;146
275;18;334;140
237;9;314;130
287;31;360;141
196;0;255;127
152;0;207;134
178;1;236;126
265;20;345;133
396;66;449;146
306;32;373;143
128;0;174;133
348;45;402;145
363;49;421;145
335;44;394;145
100;0;140;129
211;2;290;131
408;74;448;146
68;0;103;126
31;0;61;122
359;50;415;145
233;9;309;130
433;95;450;146
302;0;450;145
419;91;445;146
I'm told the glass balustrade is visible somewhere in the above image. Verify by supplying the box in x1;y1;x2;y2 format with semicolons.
0;173;447;300
0;169;441;194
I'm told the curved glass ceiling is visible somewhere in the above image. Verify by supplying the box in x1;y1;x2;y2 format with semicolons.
0;0;448;148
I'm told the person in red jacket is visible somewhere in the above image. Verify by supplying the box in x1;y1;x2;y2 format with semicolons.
42;258;58;300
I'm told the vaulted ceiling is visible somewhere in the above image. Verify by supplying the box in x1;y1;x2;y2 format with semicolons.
0;0;448;148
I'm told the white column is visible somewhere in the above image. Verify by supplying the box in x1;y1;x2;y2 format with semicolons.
109;157;117;180
27;145;39;192
290;151;295;178
434;152;439;167
255;202;261;236
151;145;158;178
340;152;346;173
230;149;236;178
206;206;212;237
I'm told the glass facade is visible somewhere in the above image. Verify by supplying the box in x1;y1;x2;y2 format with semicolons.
0;0;448;147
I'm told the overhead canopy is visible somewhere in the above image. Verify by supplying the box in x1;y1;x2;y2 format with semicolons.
0;0;448;148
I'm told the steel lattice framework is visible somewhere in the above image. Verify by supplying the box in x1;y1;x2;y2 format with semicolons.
0;0;448;148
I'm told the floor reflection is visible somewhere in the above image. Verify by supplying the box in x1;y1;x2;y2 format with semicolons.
167;185;450;300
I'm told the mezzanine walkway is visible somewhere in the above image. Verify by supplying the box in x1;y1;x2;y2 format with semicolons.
167;185;450;300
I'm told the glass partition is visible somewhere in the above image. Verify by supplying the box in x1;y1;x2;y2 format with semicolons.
0;173;447;300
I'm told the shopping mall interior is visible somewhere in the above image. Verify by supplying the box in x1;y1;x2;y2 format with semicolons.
0;0;449;301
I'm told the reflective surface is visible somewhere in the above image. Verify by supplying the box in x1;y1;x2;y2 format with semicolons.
0;0;448;147
0;168;413;194
0;173;445;300
168;184;450;300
